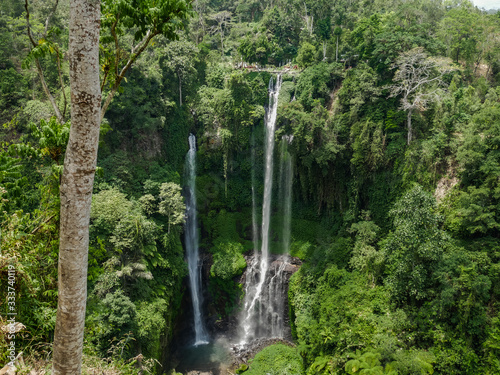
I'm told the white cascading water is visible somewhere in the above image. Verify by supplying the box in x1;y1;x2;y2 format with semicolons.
251;131;260;260
267;259;288;337
241;75;283;343
267;135;294;338
279;135;294;254
185;134;209;346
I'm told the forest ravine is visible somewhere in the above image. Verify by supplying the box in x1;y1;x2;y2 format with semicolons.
1;0;500;374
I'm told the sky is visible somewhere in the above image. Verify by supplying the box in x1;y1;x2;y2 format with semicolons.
472;0;500;9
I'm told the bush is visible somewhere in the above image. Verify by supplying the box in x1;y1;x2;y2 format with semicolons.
246;344;303;375
236;363;249;374
211;241;246;280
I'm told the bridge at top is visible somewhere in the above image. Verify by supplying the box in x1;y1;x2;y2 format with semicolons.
237;65;301;75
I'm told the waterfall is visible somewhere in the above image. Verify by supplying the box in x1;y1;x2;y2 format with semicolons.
251;130;259;259
260;75;281;289
185;134;209;346
241;75;283;343
279;135;293;254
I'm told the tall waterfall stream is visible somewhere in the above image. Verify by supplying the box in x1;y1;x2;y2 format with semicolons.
184;134;209;346
239;75;296;343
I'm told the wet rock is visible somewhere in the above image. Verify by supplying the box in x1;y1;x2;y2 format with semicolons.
239;254;301;341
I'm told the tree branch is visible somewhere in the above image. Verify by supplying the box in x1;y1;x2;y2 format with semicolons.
25;0;65;124
101;30;158;121
55;46;67;119
35;58;65;124
43;0;59;38
111;13;120;78
24;0;38;48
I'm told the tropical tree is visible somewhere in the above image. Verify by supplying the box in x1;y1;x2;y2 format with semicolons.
438;2;481;66
474;14;500;77
51;0;101;373
315;16;331;61
296;42;317;69
349;211;382;286
210;11;232;56
191;0;210;42
159;182;186;233
51;0;192;373
99;0;192;120
388;47;454;144
161;39;199;106
383;185;450;305
238;32;273;66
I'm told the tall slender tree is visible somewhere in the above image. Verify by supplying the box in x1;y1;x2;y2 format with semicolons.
50;0;192;372
162;40;199;107
51;0;101;373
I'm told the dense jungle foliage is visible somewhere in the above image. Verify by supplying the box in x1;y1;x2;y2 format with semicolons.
1;0;500;373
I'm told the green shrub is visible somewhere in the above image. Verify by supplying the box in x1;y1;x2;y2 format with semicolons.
211;241;246;280
236;363;249;374
136;299;169;357
246;344;303;375
209;241;247;316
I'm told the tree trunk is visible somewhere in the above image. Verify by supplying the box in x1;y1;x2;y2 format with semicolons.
323;41;326;61
473;52;482;75
179;74;182;107
35;59;65;124
220;29;224;56
336;35;339;62
52;0;101;373
407;109;413;145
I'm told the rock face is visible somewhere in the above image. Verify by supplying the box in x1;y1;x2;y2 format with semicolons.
238;254;301;342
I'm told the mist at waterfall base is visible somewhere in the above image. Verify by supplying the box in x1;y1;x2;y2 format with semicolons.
176;76;295;372
175;339;233;374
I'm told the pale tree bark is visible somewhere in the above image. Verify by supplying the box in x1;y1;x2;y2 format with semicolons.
302;3;313;37
51;0;101;373
387;48;455;145
211;11;231;57
179;74;183;107
336;35;339;62
407;108;413;145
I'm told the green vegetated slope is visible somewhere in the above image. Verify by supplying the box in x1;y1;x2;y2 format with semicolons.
1;0;500;373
